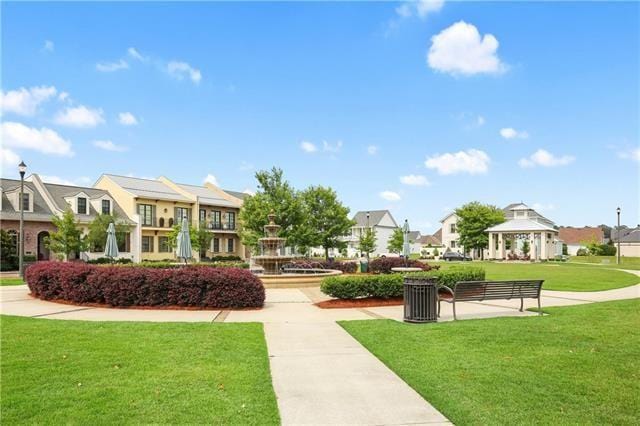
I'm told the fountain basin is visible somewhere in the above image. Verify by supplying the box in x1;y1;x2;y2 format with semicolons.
256;269;342;288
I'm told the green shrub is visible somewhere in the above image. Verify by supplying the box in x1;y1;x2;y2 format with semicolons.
320;274;403;299
405;266;485;289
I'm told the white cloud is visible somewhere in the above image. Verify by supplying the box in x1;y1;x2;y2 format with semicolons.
425;149;490;175
43;40;54;52
300;141;318;153
400;174;431;186
96;59;129;72
427;21;506;76
93;140;128;152
118;112;138;126
54;105;105;128
396;0;444;19
322;140;343;153
367;145;379;155
1;86;57;116
243;188;256;196
203;174;219;186
58;92;70;102
532;203;555;212
167;61;202;84
476;115;485;126
127;47;146;61
39;175;77;186
617;148;640;162
1;121;73;156
500;127;529;140
379;191;402;202
518;149;575;168
0;148;20;172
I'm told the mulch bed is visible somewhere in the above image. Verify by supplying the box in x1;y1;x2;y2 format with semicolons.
28;293;262;311
315;297;404;309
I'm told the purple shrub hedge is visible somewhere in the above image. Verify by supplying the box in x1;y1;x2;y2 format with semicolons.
368;257;437;274
25;261;265;308
287;259;358;273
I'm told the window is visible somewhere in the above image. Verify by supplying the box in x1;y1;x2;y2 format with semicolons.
450;223;456;233
158;237;170;252
212;210;221;228
141;236;154;252
227;212;236;230
175;207;190;224
77;197;87;214
199;209;206;223
21;193;30;211
227;238;234;253
101;199;111;215
118;233;131;252
451;240;457;248
138;204;155;226
213;237;220;253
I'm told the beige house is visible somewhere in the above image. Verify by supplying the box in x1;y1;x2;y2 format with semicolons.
95;174;247;261
486;204;560;260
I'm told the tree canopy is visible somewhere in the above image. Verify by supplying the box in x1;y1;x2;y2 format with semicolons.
387;228;404;254
45;208;88;260
85;213;131;252
455;202;505;256
357;228;377;259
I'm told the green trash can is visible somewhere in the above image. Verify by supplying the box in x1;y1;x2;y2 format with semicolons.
360;260;368;273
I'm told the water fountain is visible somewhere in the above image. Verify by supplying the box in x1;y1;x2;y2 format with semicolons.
253;210;294;275
252;210;343;287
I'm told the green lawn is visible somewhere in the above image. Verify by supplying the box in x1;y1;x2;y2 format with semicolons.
568;255;640;270
0;316;279;424
436;261;638;291
0;277;24;286
341;300;640;425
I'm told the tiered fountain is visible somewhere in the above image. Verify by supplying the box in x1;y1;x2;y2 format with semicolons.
253;210;294;275
252;210;342;288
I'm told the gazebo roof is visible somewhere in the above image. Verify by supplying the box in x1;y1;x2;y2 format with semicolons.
486;219;557;233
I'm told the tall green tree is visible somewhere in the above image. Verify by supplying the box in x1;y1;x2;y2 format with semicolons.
167;223;201;250
85;213;131;252
195;222;214;258
455;202;505;259
387;228;404;254
238;168;305;251
45;208;88;261
300;186;354;259
357;228;377;259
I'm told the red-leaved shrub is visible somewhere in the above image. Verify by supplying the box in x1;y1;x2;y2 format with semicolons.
25;262;264;308
287;259;358;273
368;257;437;274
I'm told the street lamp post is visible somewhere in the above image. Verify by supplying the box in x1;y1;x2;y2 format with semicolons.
366;211;370;260
616;207;621;265
18;161;27;279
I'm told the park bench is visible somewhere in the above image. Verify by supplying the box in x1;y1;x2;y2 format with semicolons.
438;280;544;320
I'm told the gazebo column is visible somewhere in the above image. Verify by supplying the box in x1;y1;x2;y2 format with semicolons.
488;233;494;259
541;233;548;260
498;233;505;259
530;232;536;260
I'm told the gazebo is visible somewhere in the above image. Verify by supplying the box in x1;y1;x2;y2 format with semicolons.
486;204;560;261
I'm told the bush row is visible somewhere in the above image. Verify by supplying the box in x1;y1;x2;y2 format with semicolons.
87;257;133;265
132;261;250;269
26;261;264;308
369;257;436;274
287;259;358;273
320;266;486;299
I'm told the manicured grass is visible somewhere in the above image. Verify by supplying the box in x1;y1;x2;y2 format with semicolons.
341;300;640;425
0;277;24;286
436;261;638;291
569;255;640;270
0;316;279;424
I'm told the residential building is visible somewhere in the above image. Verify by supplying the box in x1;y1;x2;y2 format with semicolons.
440;212;463;255
0;174;135;262
417;233;444;258
612;227;640;257
343;210;399;257
558;226;604;255
408;231;422;255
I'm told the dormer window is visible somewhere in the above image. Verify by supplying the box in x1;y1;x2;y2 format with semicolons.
77;197;87;214
21;193;30;211
101;199;111;215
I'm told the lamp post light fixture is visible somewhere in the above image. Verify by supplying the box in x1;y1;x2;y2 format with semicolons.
18;161;27;279
616;207;621;265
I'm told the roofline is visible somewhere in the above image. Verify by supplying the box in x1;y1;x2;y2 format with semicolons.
27;174;63;216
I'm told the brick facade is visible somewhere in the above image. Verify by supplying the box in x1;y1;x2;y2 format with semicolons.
0;220;57;260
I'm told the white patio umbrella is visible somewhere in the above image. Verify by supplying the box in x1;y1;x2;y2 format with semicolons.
176;215;193;264
402;219;411;259
103;222;119;262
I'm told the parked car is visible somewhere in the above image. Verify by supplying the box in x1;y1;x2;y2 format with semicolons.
442;251;472;262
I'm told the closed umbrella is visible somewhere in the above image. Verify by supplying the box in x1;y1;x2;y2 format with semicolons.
402;219;411;260
176;215;192;264
103;222;119;262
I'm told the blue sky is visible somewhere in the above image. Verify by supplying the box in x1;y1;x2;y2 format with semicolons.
2;1;638;232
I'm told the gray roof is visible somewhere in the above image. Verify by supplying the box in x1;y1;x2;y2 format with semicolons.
408;231;421;241
102;174;191;202
612;227;640;243
44;182;132;222
224;189;250;201
352;210;398;228
175;183;238;208
0;178;55;222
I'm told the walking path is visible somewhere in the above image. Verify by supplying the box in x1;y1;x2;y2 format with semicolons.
2;278;638;425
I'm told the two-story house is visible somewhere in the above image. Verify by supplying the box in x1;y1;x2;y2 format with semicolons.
0;174;135;263
343;210;399;257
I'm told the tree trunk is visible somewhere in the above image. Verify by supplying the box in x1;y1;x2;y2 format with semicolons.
324;246;329;260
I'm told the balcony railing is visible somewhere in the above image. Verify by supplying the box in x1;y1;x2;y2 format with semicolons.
207;222;236;231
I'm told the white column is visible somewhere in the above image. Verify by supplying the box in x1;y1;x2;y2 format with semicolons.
541;232;548;260
498;233;505;259
530;232;536;260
